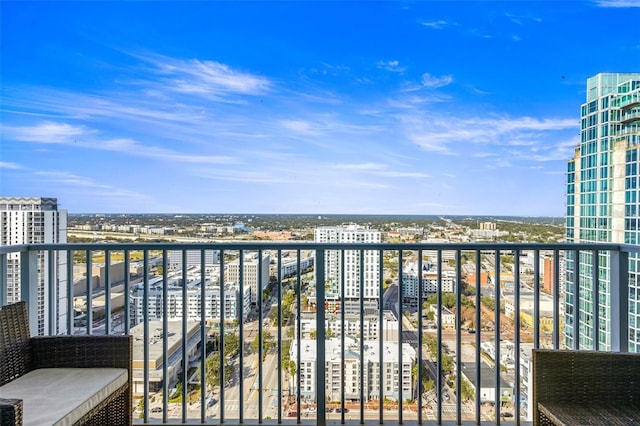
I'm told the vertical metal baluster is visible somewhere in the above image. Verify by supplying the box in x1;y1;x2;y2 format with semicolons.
124;249;131;335
20;250;38;335
182;250;188;423
514;249;521;425
360;248;365;424
162;249;169;423
295;251;301;425
277;249;282;424
552;249;560;350
397;249;403;425
258;250;263;423
592;249;600;351
316;249;326;426
86;249;92;335
417;249;423;425
379;249;384;425
105;250;111;335
534;250;540;349
495;250;501;423
48;250;55;336
220;249;225;424
143;250;149;423
455;249;462;424
572;250;579;350
66;250;73;335
475;249;481;423
340;248;345;424
0;252;6;307
239;250;245;423
200;249;206;423
436;250;443;425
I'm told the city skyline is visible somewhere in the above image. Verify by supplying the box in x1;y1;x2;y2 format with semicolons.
1;1;640;215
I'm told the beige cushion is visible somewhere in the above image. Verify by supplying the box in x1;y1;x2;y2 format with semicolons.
0;368;127;426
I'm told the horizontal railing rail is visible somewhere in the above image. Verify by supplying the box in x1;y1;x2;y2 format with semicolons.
1;241;638;425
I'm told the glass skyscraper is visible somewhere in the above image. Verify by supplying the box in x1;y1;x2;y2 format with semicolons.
566;73;640;352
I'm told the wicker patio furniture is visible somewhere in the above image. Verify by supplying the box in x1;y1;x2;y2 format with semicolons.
0;301;132;426
533;349;640;425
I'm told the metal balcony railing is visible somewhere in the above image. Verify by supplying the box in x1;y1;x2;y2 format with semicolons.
1;241;639;425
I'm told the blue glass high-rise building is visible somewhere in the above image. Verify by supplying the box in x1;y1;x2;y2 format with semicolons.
566;73;640;351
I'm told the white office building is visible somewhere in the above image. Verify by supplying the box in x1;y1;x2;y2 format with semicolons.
401;262;456;300
314;225;381;301
296;310;399;340
130;280;251;325
226;253;270;304
0;197;68;334
168;250;219;270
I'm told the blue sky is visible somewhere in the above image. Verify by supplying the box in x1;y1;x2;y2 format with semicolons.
1;1;639;215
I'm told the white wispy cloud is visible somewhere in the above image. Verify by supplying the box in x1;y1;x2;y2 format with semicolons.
377;60;406;73
0;161;23;170
144;54;272;97
401;114;576;154
505;12;543;24
516;136;579;162
421;73;453;88
472;152;499;158
332;162;384;171
5;122;235;165
594;0;640;7
33;170;152;200
279;120;321;136
3;121;89;143
331;163;429;178
422;20;449;29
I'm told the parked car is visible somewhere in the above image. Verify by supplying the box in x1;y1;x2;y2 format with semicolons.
150;407;162;413
287;411;298;417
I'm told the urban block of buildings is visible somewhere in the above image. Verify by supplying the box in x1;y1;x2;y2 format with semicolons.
290;335;416;403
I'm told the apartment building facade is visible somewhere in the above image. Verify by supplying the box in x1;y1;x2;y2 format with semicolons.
225;253;270;304
314;225;381;302
565;73;640;351
0;197;68;334
290;336;416;403
130;280;251;325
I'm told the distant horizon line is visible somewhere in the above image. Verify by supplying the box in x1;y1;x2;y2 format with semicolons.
68;212;564;219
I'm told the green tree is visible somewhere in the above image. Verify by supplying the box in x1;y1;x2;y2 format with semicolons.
223;333;240;358
203;353;236;391
251;331;275;354
460;377;475;401
424;293;474;310
480;296;496;311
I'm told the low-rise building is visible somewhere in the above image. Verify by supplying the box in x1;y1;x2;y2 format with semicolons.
430;304;455;329
402;262;456;300
131;320;203;396
290;336;416;403
296;310;398;340
460;362;512;405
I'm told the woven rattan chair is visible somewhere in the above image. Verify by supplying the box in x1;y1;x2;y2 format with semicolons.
533;349;640;426
0;301;132;425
